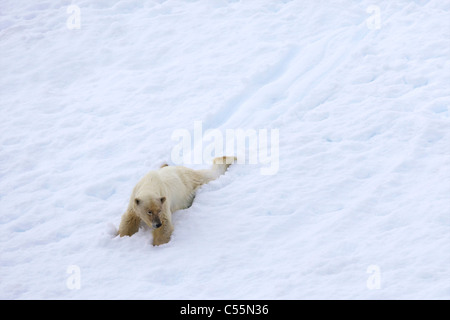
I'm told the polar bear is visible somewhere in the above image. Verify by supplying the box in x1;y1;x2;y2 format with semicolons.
118;156;236;246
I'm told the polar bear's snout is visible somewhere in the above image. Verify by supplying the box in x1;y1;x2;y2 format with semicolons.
131;196;166;231
147;211;162;229
152;221;162;229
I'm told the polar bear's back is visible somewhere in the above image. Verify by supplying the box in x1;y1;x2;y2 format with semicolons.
160;165;210;211
135;166;203;212
134;160;226;213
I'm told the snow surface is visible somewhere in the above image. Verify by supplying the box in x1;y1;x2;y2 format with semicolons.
1;0;450;299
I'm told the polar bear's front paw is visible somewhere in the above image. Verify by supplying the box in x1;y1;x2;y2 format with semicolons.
152;224;173;246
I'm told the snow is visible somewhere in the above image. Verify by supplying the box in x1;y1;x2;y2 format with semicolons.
1;0;449;299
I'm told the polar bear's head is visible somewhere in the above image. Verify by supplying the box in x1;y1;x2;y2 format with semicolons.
133;196;166;229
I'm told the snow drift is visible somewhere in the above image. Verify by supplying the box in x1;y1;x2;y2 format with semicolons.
0;0;449;299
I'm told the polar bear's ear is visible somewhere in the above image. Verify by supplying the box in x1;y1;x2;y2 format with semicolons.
135;198;140;206
160;197;166;204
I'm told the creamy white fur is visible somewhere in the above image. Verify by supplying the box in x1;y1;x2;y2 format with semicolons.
118;156;236;245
